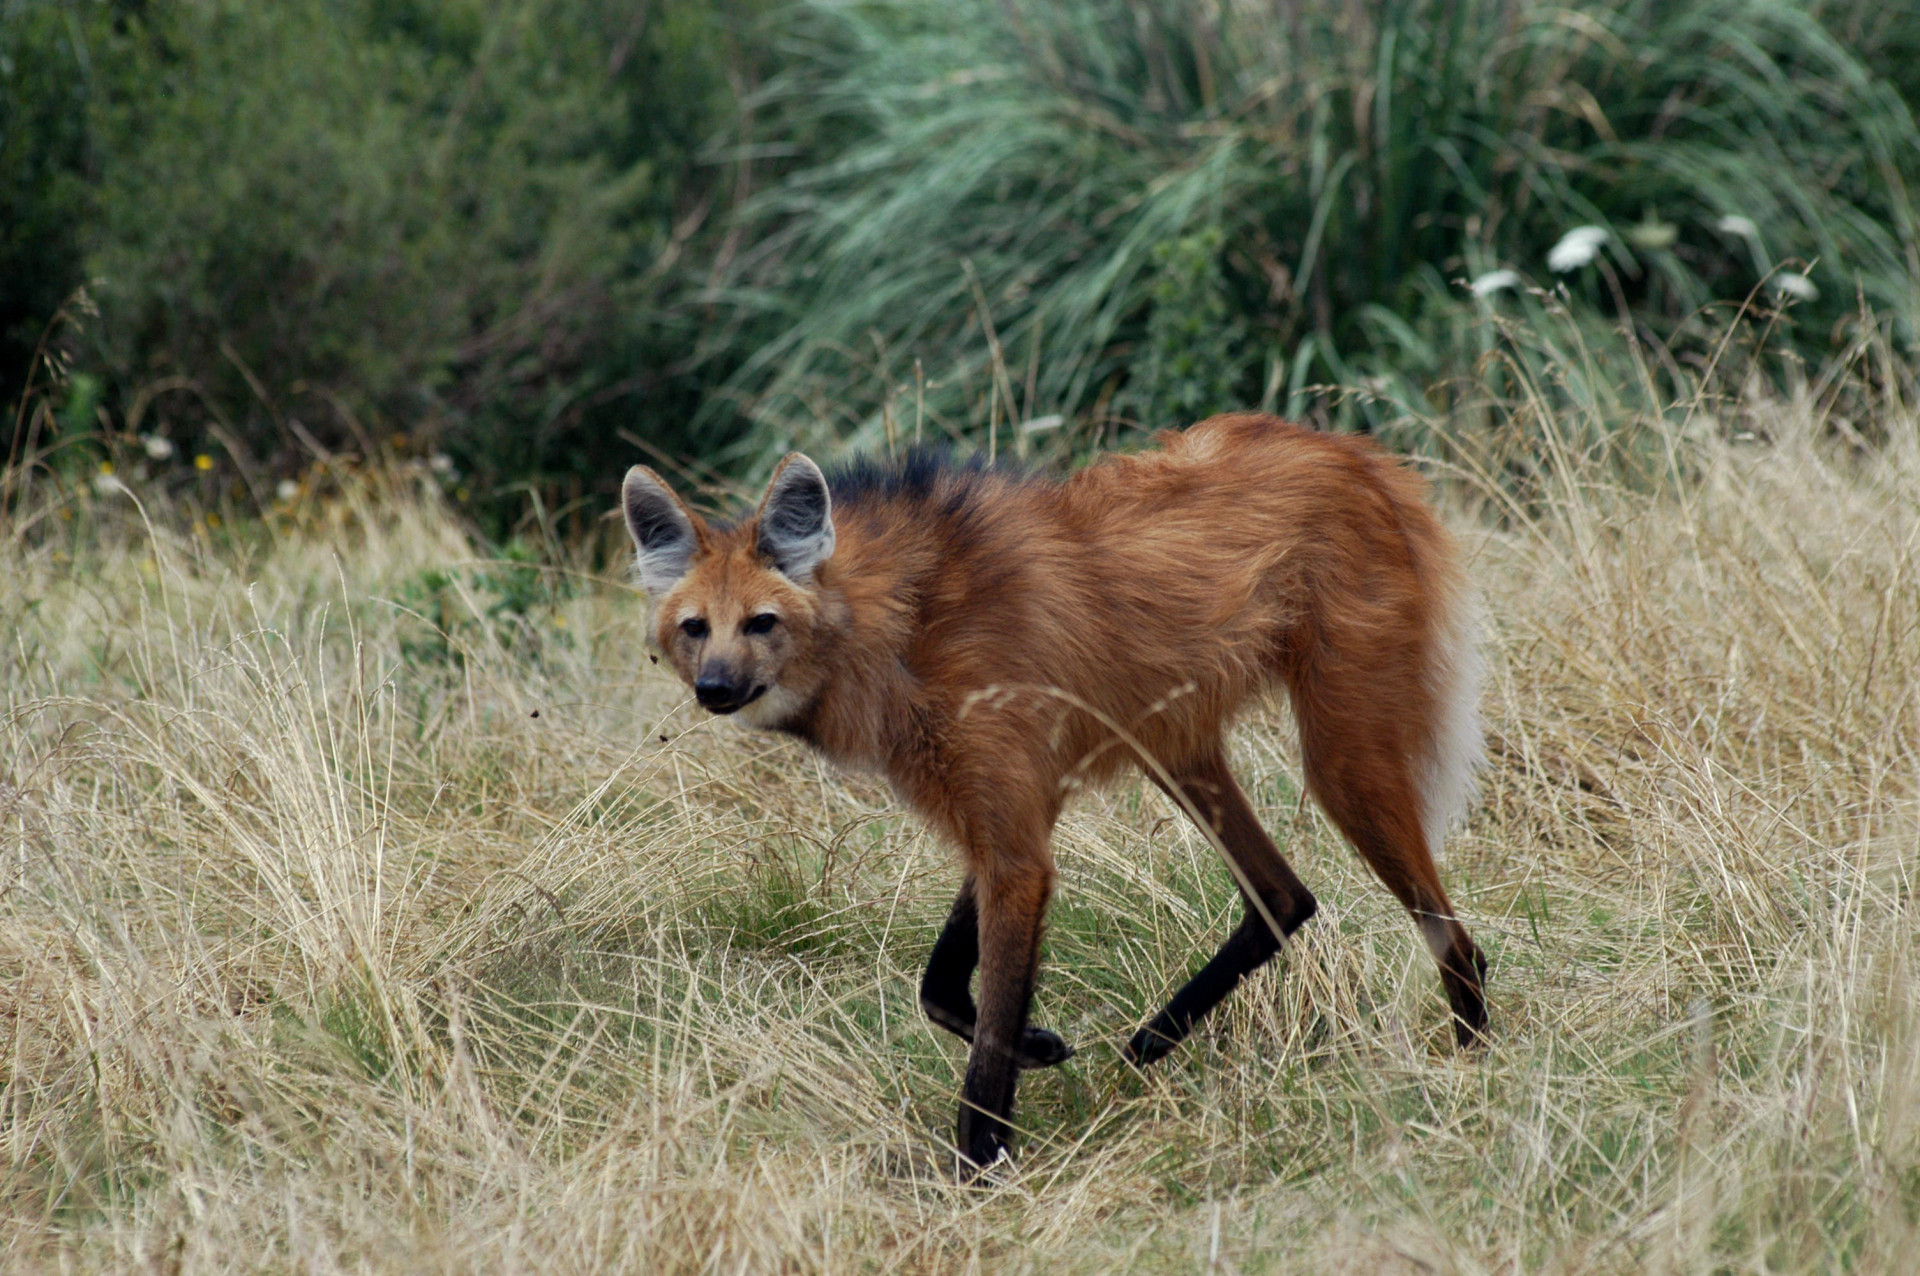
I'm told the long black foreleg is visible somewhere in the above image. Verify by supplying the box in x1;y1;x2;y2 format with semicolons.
919;876;1074;1069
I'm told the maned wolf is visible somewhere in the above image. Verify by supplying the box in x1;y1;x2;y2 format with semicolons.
620;413;1487;1173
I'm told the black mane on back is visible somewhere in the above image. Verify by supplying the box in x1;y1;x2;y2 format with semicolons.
823;446;1034;510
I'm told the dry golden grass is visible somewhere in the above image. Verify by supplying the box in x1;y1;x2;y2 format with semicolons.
3;386;1917;1272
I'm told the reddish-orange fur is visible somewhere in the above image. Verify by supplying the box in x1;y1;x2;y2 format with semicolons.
621;413;1487;1173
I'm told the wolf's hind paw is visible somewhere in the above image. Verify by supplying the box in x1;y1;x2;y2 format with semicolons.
1017;1026;1074;1069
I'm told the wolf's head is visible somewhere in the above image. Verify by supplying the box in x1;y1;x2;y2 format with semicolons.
620;455;835;728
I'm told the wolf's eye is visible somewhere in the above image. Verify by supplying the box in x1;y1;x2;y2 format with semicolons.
743;612;779;636
679;617;709;640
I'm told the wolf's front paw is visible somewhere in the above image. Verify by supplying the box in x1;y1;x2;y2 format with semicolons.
1122;1024;1181;1067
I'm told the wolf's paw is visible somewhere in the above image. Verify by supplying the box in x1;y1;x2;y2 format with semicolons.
1122;1025;1181;1067
1017;1026;1074;1069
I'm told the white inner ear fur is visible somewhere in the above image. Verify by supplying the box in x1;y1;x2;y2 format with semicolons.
757;454;835;583
622;466;698;596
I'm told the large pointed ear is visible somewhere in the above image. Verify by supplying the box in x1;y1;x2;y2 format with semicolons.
621;465;705;595
755;453;835;583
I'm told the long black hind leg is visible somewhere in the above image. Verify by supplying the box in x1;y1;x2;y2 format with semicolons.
1126;750;1319;1066
920;876;1074;1069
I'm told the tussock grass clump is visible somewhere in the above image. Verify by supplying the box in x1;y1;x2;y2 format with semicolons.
731;0;1920;456
3;382;1918;1270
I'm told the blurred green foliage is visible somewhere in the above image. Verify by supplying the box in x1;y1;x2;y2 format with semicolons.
3;0;1919;511
4;0;768;519
1139;228;1252;432
0;3;95;384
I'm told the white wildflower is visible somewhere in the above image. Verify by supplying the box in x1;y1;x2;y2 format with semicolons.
1469;269;1522;297
1771;272;1818;301
93;470;126;496
429;452;456;475
276;479;301;503
1716;215;1759;239
1547;226;1609;273
1626;217;1677;251
141;434;175;461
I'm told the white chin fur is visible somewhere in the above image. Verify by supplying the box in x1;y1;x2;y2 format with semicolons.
734;684;808;731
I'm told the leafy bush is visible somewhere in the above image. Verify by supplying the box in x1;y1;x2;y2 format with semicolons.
724;0;1920;455
4;0;767;517
393;540;580;669
0;5;99;396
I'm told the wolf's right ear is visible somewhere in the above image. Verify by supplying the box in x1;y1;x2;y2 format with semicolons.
621;466;704;595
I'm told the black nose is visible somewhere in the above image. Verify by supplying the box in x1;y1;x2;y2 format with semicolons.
694;675;743;712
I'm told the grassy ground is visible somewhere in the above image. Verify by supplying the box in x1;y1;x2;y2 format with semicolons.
3;390;1917;1271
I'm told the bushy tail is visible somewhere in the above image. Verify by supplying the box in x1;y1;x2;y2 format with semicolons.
1417;576;1485;859
1350;438;1486;860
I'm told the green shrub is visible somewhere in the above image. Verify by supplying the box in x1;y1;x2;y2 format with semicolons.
0;3;99;400
393;539;579;669
4;0;768;517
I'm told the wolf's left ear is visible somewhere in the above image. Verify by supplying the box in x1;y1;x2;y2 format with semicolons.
756;453;835;583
